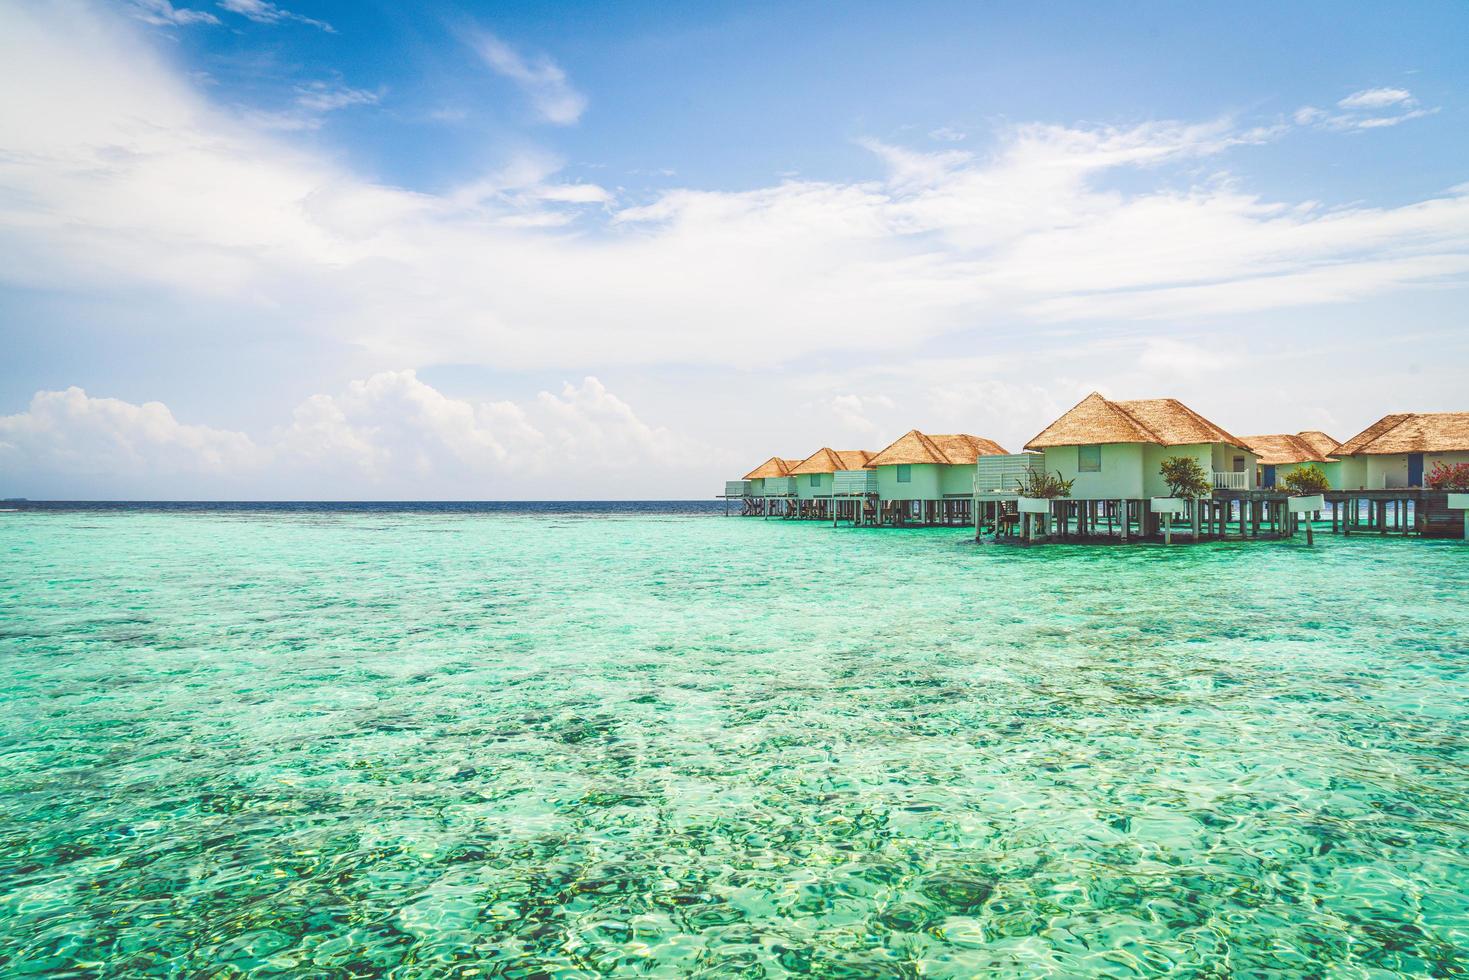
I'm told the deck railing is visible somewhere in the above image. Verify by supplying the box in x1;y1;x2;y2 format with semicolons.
723;480;751;498
763;477;797;496
1211;470;1250;490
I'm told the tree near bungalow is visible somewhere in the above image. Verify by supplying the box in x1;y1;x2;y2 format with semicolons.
1015;469;1074;499
1282;465;1330;494
1159;456;1211;498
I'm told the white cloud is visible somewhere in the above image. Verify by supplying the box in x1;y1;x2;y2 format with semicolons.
1338;87;1413;109
858;138;972;191
294;81;380;114
1;373;711;498
467;31;586;125
535;183;612;204
534;378;685;468
824;394;895;436
929;126;967;142
1295;87;1437;132
217;0;333;32
130;0;219;27
274;370;540;479
1;5;1467;382
246;81;381;131
1293;106;1326;126
1350;110;1437;129
444;152;612;224
0;387;265;478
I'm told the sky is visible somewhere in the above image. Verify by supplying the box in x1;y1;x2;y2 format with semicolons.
1;0;1467;499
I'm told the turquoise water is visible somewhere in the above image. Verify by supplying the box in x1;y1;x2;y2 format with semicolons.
1;508;1467;977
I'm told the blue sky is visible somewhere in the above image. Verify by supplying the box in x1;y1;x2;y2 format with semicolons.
1;0;1467;498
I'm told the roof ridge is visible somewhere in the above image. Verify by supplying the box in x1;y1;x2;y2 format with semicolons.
1338;413;1411;455
1107;399;1166;443
1166;397;1245;448
913;430;952;465
1360;416;1409;453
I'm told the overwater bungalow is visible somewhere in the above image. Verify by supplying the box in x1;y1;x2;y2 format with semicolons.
735;456;804;516
866;430;1007;524
1024;392;1257;498
1334;412;1469;489
1242;431;1342;489
788;449;874;519
717;401;1468;543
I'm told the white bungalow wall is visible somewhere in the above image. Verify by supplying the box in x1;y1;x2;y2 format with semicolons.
1042;443;1146;499
796;472;833;499
1044;442;1254;498
874;463;942;500
939;465;976;497
1340;450;1469;489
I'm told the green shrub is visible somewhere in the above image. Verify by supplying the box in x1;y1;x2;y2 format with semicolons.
1159;456;1211;498
1015;469;1075;499
1281;465;1330;494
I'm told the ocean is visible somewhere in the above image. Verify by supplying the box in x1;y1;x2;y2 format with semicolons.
1;503;1466;976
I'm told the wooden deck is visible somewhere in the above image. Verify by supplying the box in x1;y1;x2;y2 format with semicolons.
984;489;1465;544
718;484;1467;542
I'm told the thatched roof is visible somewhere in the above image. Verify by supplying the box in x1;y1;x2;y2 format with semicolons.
867;430;1008;467
1337;412;1469;455
1024;392;1245;450
1242;433;1334;466
788;448;874;474
743;457;802;480
1296;430;1342;458
931;434;1008;463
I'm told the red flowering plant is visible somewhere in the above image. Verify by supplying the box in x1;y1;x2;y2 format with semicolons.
1425;461;1469;491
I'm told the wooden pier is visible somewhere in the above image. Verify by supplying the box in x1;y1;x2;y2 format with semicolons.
970;489;1465;544
719;486;1467;545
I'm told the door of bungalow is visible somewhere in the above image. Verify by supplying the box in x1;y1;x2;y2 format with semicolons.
1408;453;1424;487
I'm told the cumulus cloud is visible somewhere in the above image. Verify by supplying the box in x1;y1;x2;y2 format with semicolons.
825;394;896;436
217;0;333;32
0;387;264;479
467;30;586;125
534;378;684;467
0;373;709;498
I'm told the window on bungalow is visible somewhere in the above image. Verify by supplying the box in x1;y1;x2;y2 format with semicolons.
1078;445;1101;473
896;464;912;483
1233;456;1246;472
809;473;821;487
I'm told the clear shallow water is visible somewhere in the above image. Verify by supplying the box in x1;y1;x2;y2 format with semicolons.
1;506;1466;977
